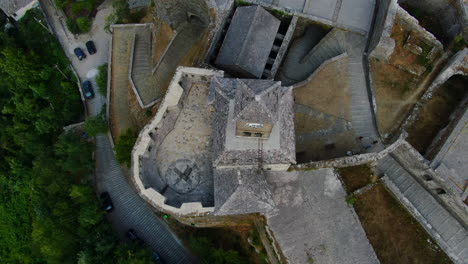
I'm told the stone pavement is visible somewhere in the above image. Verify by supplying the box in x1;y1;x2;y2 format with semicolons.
265;169;379;264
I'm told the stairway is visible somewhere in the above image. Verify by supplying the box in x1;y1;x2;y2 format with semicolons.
131;26;153;104
377;155;468;263
348;54;376;139
282;28;346;83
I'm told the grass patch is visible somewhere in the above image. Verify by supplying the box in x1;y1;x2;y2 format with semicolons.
354;184;451;264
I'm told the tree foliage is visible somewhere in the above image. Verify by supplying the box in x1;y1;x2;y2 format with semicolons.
84;114;108;136
76;17;92;33
189;236;248;264
0;10;153;263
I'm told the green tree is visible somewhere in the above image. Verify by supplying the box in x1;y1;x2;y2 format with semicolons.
112;0;130;23
66;18;80;34
114;129;137;167
189;236;248;264
76;17;92;33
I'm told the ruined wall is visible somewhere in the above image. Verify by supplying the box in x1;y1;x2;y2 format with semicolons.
400;49;467;136
369;0;397;60
155;0;211;29
398;0;466;41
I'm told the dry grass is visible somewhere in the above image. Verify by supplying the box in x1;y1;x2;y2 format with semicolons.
294;57;351;120
372;20;443;137
371;59;421;135
407;75;467;154
337;164;375;193
110;28;134;138
354;184;452;264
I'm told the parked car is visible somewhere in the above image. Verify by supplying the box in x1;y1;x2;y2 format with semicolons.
99;192;113;212
82;80;94;99
74;47;86;60
86;40;97;55
126;229;144;244
152;252;164;264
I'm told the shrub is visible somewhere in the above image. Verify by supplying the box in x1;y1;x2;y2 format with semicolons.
84;115;107;136
114;129;137;167
346;194;357;206
76;17;91;33
96;63;108;96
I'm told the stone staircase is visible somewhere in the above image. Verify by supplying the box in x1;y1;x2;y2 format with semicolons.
283;28;346;83
348;54;376;140
131;26;154;105
377;154;468;263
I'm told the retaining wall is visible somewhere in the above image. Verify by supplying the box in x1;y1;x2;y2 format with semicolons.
291;132;407;170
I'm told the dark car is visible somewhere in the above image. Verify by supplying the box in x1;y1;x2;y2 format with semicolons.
82;80;94;99
152;252;164;264
126;229;144;244
74;47;86;60
99;192;113;212
86;40;97;55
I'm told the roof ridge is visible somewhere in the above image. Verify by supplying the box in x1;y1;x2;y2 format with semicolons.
235;6;260;65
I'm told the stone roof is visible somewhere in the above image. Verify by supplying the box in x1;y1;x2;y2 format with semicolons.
214;169;275;215
209;77;296;168
0;0;36;17
215;5;280;78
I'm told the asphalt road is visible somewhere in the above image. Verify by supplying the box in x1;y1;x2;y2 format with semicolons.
39;0;194;262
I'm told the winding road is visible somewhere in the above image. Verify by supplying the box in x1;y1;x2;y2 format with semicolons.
39;0;194;262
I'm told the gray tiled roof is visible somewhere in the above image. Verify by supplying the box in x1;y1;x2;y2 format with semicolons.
215;5;280;78
0;0;35;17
209;77;296;167
214;169;275;215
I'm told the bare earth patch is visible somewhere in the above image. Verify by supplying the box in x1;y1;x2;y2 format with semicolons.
354;184;452;264
371;59;420;135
